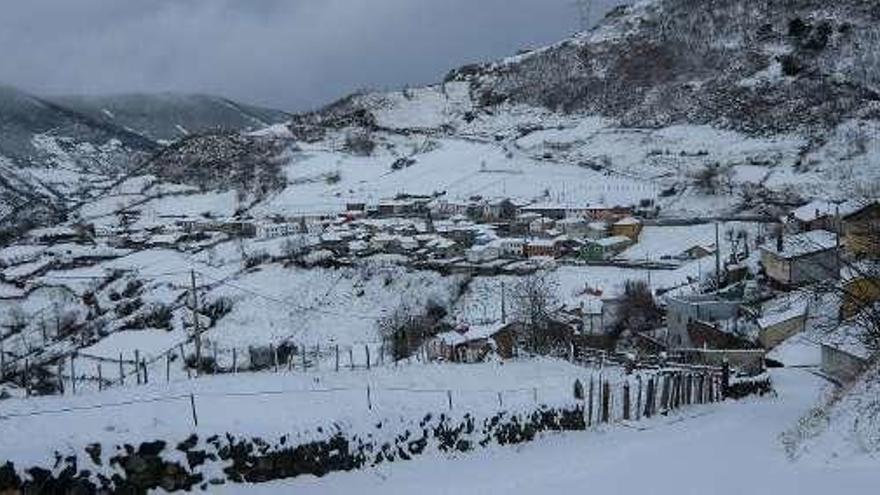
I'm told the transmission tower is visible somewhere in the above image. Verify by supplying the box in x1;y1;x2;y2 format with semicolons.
574;0;593;32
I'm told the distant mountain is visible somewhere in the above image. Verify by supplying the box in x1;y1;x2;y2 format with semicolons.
51;93;291;142
0;83;157;167
0;84;159;241
0;84;290;242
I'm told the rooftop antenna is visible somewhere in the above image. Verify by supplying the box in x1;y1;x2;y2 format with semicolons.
574;0;594;32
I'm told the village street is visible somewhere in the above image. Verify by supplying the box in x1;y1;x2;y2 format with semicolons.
220;362;879;494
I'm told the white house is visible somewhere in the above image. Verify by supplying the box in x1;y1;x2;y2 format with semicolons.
466;244;501;264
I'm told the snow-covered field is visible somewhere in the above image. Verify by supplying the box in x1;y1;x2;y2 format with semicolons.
213;369;880;495
0;358;600;467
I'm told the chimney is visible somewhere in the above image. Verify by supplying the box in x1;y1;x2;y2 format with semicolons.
776;233;784;253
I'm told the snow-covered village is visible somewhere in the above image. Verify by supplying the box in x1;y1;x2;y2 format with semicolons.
1;0;880;493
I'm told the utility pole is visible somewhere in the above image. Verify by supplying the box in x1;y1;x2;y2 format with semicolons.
574;0;594;32
835;204;841;276
190;270;202;376
501;281;507;324
715;222;722;290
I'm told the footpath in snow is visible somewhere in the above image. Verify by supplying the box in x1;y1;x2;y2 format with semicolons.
216;368;879;495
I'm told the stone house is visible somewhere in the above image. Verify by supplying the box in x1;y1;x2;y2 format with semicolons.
756;300;808;349
821;323;871;383
759;230;838;286
425;323;517;362
785;200;838;233
665;294;742;349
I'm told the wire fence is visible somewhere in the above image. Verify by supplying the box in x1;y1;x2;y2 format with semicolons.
0;366;725;431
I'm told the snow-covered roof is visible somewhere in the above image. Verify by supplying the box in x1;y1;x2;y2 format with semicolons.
759;230;837;259
822;323;871;360
591;235;632;247
790;198;874;222
757;300;807;329
527;239;557;247
435;323;508;346
790;200;834;223
557;217;587;225
614;216;641;226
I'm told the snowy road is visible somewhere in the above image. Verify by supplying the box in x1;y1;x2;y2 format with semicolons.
217;369;879;494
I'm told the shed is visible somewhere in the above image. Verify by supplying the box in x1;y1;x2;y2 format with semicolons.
821;324;872;383
757;300;808;349
759;230;838;286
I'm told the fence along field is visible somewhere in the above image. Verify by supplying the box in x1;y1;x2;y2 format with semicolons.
0;360;725;437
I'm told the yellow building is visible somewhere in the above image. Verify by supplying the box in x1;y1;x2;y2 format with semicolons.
842;201;880;259
611;216;642;241
841;274;880;320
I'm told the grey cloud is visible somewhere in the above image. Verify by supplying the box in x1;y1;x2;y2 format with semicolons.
0;0;625;111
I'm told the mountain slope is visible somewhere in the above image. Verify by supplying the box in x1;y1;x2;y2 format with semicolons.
0;83;157;166
447;0;880;137
51;93;291;142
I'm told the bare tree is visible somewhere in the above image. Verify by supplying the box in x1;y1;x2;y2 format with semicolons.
378;299;448;360
282;235;309;260
692;163;733;195
510;271;560;351
614;280;663;337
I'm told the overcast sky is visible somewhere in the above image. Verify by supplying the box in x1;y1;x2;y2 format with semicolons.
0;0;624;112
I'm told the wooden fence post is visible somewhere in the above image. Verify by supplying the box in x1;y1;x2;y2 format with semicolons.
70;355;76;395
166;354;171;383
672;373;679;409
644;377;654;418
57;361;65;395
272;344;278;373
498;391;503;408
601;381;610;423
366;386;372;410
135;350;141;385
24;359;30;397
301;346;307;371
189;393;199;427
636;376;643;421
98;363;103;391
335;345;339;372
588;377;595;426
697;374;704;404
365;345;371;370
142;359;148;384
447;390;453;410
349;347;354;371
623;381;631;421
660;374;670;412
119;353;124;385
232;348;238;374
